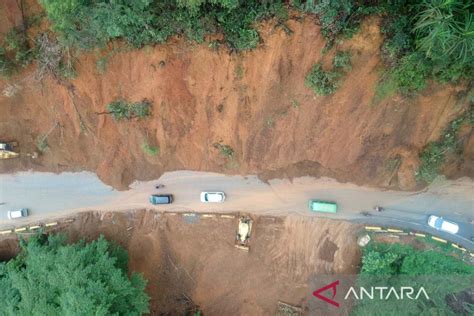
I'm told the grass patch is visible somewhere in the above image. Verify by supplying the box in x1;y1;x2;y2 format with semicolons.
290;98;300;109
141;142;159;156
372;74;398;105
234;63;244;80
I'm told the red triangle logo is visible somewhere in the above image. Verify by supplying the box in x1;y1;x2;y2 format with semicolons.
312;280;340;307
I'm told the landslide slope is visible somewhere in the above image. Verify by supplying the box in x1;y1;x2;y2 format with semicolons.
0;5;471;190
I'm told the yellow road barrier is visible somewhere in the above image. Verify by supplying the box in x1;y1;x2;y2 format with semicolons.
29;225;41;230
451;244;466;252
14;227;27;232
387;228;404;233
0;230;12;235
220;215;235;219
414;233;426;237
431;236;447;243
45;222;58;227
202;214;216;218
365;226;382;231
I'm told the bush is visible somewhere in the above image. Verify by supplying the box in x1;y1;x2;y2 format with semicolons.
333;51;352;70
416;112;470;184
0;27;34;77
0;234;149;314
106;99;152;121
391;52;430;94
214;143;234;158
305;63;340;96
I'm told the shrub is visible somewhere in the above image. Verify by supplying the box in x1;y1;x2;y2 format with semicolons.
391;52;430;94
305;63;339;96
214;143;234;158
380;15;413;65
106;99;152;121
416;113;470;184
0;27;34;77
333;51;352;70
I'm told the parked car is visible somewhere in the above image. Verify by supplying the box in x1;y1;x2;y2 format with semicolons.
427;215;459;234
149;194;173;205
308;200;337;213
200;192;226;203
8;208;29;219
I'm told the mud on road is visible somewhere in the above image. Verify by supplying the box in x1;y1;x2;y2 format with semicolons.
0;210;362;315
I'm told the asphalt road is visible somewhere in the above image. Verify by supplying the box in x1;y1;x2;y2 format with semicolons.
1;170;473;249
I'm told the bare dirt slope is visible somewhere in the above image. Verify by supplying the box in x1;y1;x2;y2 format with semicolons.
0;3;472;190
0;210;362;315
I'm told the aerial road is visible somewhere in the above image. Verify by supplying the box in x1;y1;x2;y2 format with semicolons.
1;170;473;249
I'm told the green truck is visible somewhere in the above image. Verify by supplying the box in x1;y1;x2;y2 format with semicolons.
308;200;337;213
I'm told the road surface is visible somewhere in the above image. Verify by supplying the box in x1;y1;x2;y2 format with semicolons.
1;170;473;249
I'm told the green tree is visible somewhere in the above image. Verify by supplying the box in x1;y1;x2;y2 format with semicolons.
0;234;149;315
414;0;474;81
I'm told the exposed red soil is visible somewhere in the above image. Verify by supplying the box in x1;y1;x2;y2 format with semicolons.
0;3;472;191
0;211;363;315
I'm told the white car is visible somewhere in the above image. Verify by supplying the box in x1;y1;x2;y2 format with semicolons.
200;192;226;203
8;208;29;220
427;215;459;234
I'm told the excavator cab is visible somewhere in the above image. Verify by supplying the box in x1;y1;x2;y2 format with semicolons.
0;141;19;159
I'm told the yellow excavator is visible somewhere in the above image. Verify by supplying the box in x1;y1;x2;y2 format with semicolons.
0;141;37;159
0;141;19;159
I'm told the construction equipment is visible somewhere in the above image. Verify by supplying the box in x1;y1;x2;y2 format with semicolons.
235;216;253;251
276;301;302;316
0;141;19;159
0;141;38;159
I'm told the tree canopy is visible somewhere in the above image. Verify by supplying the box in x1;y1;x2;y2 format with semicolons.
0;234;149;315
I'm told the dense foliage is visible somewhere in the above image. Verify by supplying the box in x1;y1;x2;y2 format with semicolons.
376;0;473;95
353;242;474;315
0;234;149;315
39;0;287;51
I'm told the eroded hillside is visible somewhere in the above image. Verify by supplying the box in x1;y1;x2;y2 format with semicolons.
0;3;472;190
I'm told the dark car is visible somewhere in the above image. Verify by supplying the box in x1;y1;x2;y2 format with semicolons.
149;194;173;205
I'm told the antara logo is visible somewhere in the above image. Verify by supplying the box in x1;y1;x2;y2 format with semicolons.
313;280;430;307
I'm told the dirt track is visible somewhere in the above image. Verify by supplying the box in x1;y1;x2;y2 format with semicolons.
0;210;362;315
1;2;472;191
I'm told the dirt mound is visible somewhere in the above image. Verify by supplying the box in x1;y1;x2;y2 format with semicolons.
0;210;363;314
0;5;471;190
